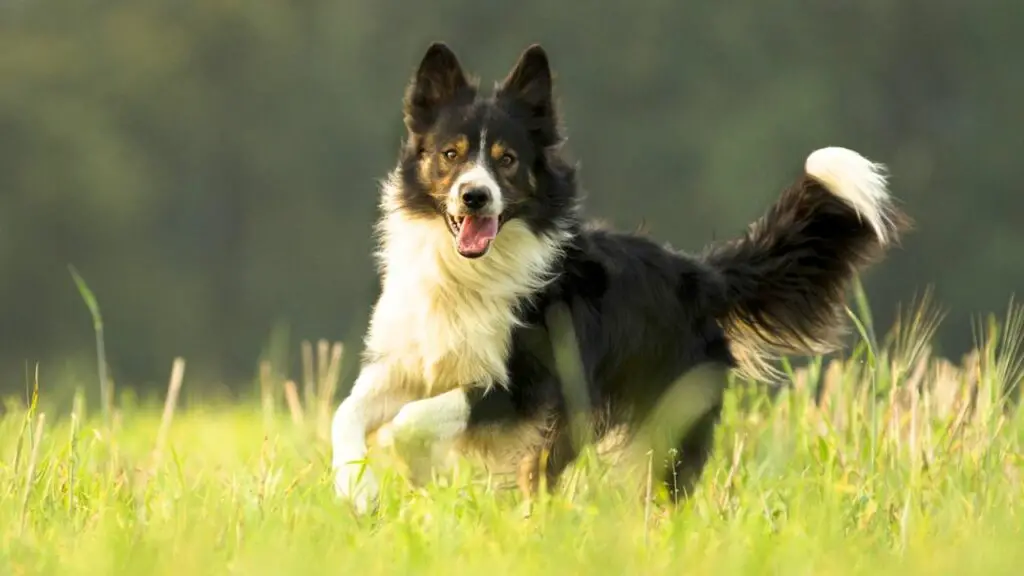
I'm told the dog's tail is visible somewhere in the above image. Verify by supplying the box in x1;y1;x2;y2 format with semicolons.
703;146;911;381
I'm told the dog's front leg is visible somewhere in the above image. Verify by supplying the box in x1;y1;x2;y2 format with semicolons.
374;387;471;485
331;363;412;513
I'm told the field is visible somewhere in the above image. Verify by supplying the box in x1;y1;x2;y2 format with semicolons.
2;291;1023;575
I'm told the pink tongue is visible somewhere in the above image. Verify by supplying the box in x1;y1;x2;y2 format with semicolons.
457;216;499;255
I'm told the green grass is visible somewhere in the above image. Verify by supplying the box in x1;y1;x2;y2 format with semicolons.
3;294;1023;575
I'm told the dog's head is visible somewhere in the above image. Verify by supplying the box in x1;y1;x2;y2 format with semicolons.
393;43;577;259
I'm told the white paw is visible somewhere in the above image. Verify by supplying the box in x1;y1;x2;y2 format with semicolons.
374;405;442;481
376;408;421;449
333;454;379;514
374;421;399;450
374;416;425;473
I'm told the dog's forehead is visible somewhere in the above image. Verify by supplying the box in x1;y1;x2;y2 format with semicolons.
433;101;530;150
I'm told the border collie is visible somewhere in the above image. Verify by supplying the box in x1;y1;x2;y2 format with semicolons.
331;42;910;513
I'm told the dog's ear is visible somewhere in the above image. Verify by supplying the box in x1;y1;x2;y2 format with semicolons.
403;42;470;134
498;44;558;144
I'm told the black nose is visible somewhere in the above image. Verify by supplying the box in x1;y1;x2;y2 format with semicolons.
461;187;491;210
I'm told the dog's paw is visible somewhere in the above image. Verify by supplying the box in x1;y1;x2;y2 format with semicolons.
333;455;379;515
375;408;422;446
373;408;443;485
373;420;398;450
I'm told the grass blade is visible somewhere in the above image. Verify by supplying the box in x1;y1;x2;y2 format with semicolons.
68;265;112;425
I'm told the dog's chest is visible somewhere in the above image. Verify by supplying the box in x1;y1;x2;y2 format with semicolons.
370;284;518;393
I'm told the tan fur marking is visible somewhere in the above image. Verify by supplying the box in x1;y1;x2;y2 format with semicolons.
489;141;507;160
432;170;458;198
420;134;474;197
491;141;518;177
448;134;470;158
417;155;434;188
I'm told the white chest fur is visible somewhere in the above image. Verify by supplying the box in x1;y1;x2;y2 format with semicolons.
364;203;564;396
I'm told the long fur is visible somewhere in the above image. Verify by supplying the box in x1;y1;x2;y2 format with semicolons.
367;171;571;396
704;147;910;381
332;42;911;509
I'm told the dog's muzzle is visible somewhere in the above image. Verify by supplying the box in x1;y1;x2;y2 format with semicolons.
446;185;503;259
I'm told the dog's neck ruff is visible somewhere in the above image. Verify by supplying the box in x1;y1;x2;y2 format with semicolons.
363;173;570;395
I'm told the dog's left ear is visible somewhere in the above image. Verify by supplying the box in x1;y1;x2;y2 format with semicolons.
499;44;559;144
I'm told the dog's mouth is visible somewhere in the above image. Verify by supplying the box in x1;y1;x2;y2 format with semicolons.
445;213;502;259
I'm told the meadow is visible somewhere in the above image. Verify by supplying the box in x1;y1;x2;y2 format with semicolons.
2;287;1022;575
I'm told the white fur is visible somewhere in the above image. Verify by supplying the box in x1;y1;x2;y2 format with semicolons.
372;171;568;393
331;363;414;513
332;169;571;510
382;388;471;443
374;388;471;484
805;146;896;244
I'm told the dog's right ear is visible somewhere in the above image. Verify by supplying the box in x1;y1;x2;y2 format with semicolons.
403;42;470;134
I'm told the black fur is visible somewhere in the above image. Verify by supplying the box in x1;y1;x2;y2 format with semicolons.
702;175;910;380
391;43;909;501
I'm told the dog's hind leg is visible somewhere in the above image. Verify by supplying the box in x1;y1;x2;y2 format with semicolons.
516;420;578;500
632;361;729;504
661;404;722;503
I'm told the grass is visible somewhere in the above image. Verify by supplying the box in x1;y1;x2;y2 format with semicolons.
2;291;1023;575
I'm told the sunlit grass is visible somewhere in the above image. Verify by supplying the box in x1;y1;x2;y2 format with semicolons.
2;292;1023;575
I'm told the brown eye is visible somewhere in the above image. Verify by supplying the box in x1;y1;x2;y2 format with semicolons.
443;149;458;161
499;153;516;167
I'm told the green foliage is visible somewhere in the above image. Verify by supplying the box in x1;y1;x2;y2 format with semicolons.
68;265;112;424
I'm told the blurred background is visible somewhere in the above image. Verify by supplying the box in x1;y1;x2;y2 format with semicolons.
2;0;1020;402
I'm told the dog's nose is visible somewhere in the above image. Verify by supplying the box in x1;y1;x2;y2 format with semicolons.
461;187;491;211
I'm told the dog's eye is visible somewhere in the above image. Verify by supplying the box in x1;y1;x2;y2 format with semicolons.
499;153;516;167
443;149;458;161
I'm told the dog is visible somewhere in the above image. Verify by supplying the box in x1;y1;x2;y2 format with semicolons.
330;42;910;513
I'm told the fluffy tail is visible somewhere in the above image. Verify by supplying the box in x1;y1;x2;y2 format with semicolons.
704;146;911;381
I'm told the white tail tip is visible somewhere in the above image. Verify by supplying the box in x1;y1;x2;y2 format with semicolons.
805;146;895;245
